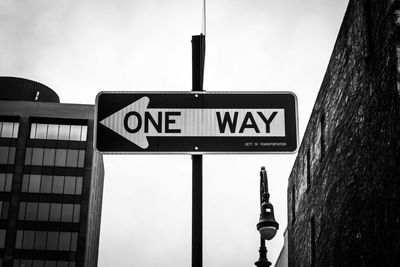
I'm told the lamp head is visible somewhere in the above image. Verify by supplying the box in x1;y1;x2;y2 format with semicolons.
257;201;279;240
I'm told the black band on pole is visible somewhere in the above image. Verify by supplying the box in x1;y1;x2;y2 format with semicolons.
192;34;205;91
191;34;205;267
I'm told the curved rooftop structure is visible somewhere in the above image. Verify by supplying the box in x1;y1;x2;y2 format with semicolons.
0;76;60;103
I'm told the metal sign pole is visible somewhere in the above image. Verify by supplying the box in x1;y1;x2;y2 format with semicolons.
192;154;202;267
191;34;205;267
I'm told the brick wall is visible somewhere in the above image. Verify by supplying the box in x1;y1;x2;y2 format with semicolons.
287;0;400;266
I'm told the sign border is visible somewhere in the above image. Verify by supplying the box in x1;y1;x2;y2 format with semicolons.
94;91;299;155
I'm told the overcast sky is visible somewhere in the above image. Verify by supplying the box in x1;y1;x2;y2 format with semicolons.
1;0;349;266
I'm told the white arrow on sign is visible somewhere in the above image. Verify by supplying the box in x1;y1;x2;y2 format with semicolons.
100;97;286;149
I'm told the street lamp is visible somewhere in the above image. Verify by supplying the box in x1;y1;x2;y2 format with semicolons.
255;166;279;267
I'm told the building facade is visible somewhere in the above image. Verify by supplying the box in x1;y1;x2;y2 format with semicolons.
274;228;288;267
287;0;400;266
0;77;104;267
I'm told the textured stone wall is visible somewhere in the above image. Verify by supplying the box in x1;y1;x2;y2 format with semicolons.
287;0;400;266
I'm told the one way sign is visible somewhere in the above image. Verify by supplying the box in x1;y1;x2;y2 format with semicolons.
95;91;298;154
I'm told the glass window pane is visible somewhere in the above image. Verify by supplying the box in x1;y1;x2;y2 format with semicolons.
0;229;6;248
8;147;16;164
55;149;67;167
64;177;75;195
35;231;47;250
71;233;78;251
1;201;9;219
66;150;78;167
15;230;23;249
22;230;35;249
25;147;32;165
19;202;26;220
45;261;57;267
36;124;48;139
0;147;14;164
1;122;14;138
49;203;61;221
46;232;59;250
31;148;44;165
57;262;69;267
0;173;5;191
5;173;12;191
61;204;73;222
40;175;52;193
0;173;11;192
0;147;9;164
47;124;59;140
20;259;33;267
43;148;56;166
58;232;71;251
26;202;38;220
70;125;81;141
78;150;85;168
52;176;64;194
13;122;19;138
38;203;50;221
29;175;41;193
33;260;45;267
75;177;82;195
80;126;88;141
58;125;70;140
21;175;29;192
73;204;80;223
30;123;37;139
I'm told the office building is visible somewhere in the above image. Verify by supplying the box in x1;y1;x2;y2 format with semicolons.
274;229;288;267
287;0;400;266
0;77;104;267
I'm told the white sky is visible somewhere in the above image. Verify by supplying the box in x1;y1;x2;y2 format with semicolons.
0;0;349;266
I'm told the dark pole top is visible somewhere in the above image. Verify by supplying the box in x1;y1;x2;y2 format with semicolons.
191;34;205;92
260;167;270;204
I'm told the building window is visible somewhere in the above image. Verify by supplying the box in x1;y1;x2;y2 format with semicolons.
30;123;87;141
320;113;325;161
0;121;19;138
0;229;6;248
15;230;78;251
25;148;85;167
306;150;311;191
46;231;59;250
19;202;80;223
311;216;316;266
291;185;296;224
0;146;16;164
22;230;35;249
34;231;47;250
0;173;13;191
13;259;76;267
21;175;83;195
0;201;10;220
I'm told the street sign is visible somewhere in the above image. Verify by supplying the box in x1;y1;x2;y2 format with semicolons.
95;91;298;154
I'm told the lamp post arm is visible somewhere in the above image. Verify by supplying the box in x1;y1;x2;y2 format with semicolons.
260;166;270;204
